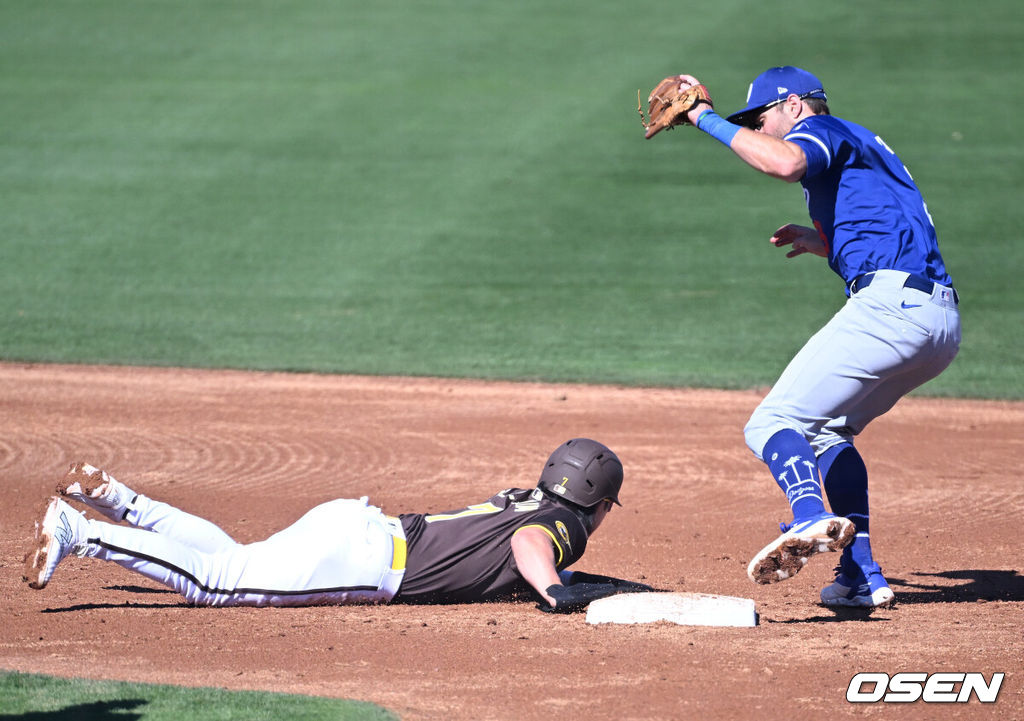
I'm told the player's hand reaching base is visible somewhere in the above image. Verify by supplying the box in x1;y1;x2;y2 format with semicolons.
771;224;829;258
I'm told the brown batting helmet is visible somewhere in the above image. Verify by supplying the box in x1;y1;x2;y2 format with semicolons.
537;438;623;508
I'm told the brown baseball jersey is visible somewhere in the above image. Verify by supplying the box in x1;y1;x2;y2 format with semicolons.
393;488;590;604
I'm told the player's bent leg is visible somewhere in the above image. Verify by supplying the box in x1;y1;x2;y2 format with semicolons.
743;301;895;585
80;498;404;607
819;442;872;545
759;428;829;520
58;463;245;553
831;275;961;435
816;441;891;604
744;424;855;584
80;520;250;605
745;281;956;462
128;495;239;553
742;304;856;462
25;499;240;602
813;302;959;606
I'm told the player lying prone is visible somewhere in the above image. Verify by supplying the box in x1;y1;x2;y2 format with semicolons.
24;439;654;613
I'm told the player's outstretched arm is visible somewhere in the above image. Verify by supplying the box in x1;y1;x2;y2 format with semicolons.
670;74;807;182
510;526;563;607
727;129;807;182
512;528;658;613
510;527;624;613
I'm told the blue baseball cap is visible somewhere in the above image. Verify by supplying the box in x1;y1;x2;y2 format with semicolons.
726;66;827;127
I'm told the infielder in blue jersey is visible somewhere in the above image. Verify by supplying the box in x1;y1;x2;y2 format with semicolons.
669;66;961;608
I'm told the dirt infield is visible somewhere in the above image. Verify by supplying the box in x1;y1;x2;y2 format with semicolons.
2;363;1021;719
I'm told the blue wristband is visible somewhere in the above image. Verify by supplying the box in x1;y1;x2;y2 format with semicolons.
696;109;741;147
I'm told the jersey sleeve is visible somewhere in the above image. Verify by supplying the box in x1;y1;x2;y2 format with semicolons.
785;118;833;179
512;508;588;569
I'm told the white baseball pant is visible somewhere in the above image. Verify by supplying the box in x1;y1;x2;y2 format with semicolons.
81;495;407;606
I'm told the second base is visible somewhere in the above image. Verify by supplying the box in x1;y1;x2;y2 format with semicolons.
585;591;757;627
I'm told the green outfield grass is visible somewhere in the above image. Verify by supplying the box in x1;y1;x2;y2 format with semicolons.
1;0;1020;398
0;671;396;720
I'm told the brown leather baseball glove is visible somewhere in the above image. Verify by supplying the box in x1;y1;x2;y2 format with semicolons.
639;77;713;139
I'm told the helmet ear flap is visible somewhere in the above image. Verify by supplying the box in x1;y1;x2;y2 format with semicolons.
537;439;623;509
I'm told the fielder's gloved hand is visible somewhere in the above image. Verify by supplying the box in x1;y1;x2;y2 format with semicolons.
639;76;713;139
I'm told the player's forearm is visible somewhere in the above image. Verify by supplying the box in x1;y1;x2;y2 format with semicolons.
728;129;806;182
510;529;561;605
522;565;561;606
693;109;806;182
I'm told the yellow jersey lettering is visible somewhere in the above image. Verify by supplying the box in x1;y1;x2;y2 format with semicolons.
424;502;502;523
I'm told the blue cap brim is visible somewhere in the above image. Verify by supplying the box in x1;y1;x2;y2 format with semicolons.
726;88;826;128
725;104;767;128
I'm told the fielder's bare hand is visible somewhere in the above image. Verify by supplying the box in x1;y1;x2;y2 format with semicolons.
770;223;828;258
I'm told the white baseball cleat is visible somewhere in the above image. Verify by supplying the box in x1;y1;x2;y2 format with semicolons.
747;513;856;584
24;497;89;590
57;462;137;522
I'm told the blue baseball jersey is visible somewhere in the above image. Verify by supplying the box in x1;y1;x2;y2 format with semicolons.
785;115;952;288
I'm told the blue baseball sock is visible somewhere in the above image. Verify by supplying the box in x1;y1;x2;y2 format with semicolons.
820;442;875;569
761;429;827;522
